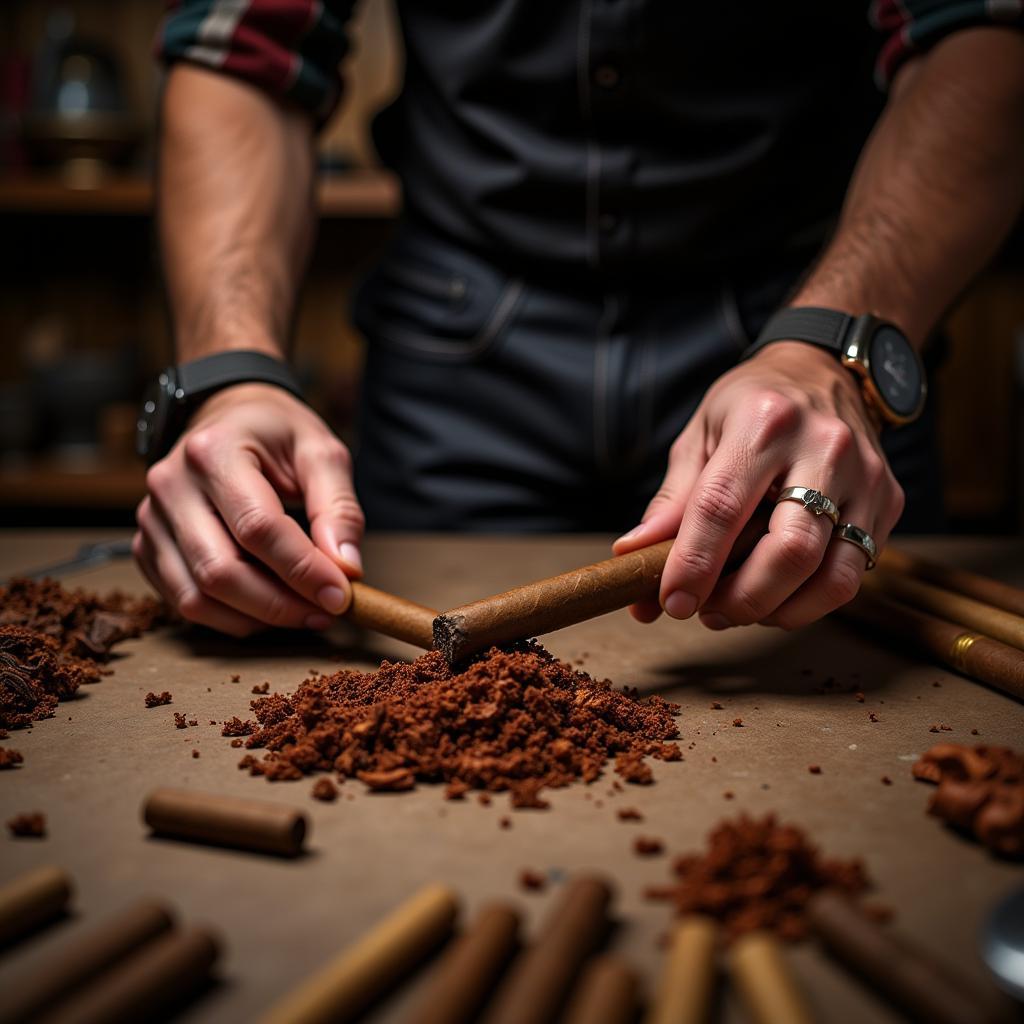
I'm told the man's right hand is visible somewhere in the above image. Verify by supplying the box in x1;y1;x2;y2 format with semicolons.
133;382;364;637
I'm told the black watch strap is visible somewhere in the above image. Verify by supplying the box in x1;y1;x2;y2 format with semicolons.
742;307;854;360
177;350;303;403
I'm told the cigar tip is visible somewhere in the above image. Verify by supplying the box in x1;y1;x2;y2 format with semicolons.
432;613;464;665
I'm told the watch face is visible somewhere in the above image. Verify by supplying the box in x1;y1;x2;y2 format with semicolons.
135;372;175;461
868;325;922;418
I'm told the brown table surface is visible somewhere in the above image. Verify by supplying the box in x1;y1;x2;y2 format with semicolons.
1;530;1022;1023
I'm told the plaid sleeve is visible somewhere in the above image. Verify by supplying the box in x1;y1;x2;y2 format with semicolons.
871;0;1024;88
155;0;355;122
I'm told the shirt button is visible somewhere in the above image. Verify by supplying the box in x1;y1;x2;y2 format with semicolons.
594;64;620;88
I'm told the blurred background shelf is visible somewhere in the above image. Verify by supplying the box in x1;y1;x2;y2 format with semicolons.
1;457;145;509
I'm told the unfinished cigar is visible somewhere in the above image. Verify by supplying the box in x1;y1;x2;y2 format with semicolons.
411;903;520;1024
839;591;1024;702
561;955;638;1024
481;875;614;1024
434;542;673;662
143;787;308;857
0;900;174;1024
808;891;1002;1024
261;883;458;1024
880;547;1024;618
347;582;436;650
866;570;1024;652
38;926;220;1024
729;931;814;1024
0;865;72;947
645;915;720;1024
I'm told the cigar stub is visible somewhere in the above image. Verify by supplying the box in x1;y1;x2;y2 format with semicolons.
0;900;174;1024
645;915;720;1024
561;955;638;1024
412;902;521;1024
481;875;614;1024
0;865;72;947
261;883;459;1024
729;931;815;1024
143;787;308;857
346;582;437;650
37;926;220;1024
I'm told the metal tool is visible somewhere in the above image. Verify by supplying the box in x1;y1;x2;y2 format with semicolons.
12;539;134;582
982;886;1024;1003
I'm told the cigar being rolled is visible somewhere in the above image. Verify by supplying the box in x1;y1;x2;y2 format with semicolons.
143;787;308;857
808;891;1003;1024
728;931;814;1024
480;875;614;1024
261;883;459;1024
410;902;520;1024
0;900;174;1024
0;865;72;947
37;926;220;1024
561;955;638;1024
346;582;436;650
645;915;720;1024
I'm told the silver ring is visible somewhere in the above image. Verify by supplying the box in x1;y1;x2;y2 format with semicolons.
834;523;877;570
775;486;840;527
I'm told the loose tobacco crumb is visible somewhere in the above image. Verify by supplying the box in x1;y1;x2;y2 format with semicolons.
808;765;822;775
7;812;46;838
519;869;546;891
617;807;643;822
634;836;665;856
732;718;744;728
173;713;187;730
881;776;892;785
869;712;880;723
222;717;254;737
312;778;338;802
145;691;172;708
251;682;270;695
0;747;24;769
191;749;200;759
710;701;724;710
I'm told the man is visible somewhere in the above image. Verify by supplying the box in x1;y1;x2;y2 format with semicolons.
134;1;1024;638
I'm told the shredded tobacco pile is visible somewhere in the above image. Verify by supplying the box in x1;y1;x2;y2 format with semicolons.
0;577;162;730
234;643;682;807
913;743;1024;858
645;815;870;942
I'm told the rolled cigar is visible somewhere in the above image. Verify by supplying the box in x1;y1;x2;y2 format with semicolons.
143;787;307;857
879;547;1024;618
347;582;436;650
38;926;220;1024
0;900;174;1024
645;915;720;1024
866;570;1024;652
434;542;673;662
0;865;72;947
261;883;458;1024
808;891;1002;1024
481;875;614;1024
839;591;1024;702
561;955;638;1024
411;903;520;1024
728;931;815;1024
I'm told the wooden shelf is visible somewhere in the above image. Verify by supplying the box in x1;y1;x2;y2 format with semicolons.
0;458;146;508
0;170;401;218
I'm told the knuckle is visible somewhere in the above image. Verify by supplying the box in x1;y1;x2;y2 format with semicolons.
691;476;745;533
775;522;824;576
860;453;887;490
135;497;151;529
332;498;365;534
727;584;768;624
816;420;856;463
233;506;276;550
750;391;800;445
182;429;220;471
822;560;862;607
175;588;207;623
261;591;295;627
145;461;173;497
283;547;320;588
889;483;906;522
668;545;716;583
192;555;232;595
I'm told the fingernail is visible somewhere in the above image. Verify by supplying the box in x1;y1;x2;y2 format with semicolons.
664;590;698;619
615;525;644;545
305;613;333;631
317;585;348;615
701;612;732;631
339;542;363;574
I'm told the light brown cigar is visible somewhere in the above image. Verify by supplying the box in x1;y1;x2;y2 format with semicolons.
434;542;674;662
38;926;220;1024
838;591;1024;702
0;865;72;947
561;955;638;1024
645;915;719;1024
808;891;1002;1024
143;788;307;857
347;582;436;650
0;900;174;1024
261;883;458;1024
866;570;1024;651
481;875;614;1024
410;903;520;1024
879;547;1024;618
729;931;815;1024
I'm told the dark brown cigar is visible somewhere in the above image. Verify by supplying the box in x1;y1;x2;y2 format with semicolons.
808;891;1004;1024
143;788;307;857
38;927;220;1024
0;900;174;1024
480;876;614;1024
410;903;520;1024
347;582;436;650
0;865;72;947
561;955;638;1024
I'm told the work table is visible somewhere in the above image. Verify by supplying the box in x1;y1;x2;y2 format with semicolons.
1;530;1021;1022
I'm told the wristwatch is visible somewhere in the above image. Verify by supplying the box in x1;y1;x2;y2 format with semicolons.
136;350;304;465
743;307;926;426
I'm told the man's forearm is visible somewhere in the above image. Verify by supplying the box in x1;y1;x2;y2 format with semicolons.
157;65;318;362
792;27;1024;347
